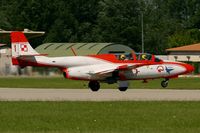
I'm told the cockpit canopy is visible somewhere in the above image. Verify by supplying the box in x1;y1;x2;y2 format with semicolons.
116;53;162;62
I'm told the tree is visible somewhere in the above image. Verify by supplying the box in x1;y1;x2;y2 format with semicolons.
1;0;200;54
94;0;141;50
168;29;200;48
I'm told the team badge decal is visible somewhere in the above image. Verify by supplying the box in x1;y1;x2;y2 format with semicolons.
20;44;28;52
165;66;174;74
157;66;164;72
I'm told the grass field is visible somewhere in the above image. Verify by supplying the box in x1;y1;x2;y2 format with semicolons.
0;101;200;133
0;76;199;89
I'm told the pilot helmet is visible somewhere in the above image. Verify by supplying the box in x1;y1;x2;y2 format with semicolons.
120;54;126;60
142;54;147;59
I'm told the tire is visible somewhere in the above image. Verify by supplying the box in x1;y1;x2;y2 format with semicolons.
88;81;100;91
161;81;168;88
118;87;128;91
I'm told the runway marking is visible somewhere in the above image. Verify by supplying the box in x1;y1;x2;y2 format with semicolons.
0;88;200;101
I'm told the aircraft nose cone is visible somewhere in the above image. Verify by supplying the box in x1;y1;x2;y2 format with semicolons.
185;64;195;73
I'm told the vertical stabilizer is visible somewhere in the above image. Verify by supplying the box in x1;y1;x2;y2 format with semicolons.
11;32;39;57
11;32;39;65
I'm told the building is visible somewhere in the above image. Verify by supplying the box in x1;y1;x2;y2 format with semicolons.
166;43;200;73
35;43;133;57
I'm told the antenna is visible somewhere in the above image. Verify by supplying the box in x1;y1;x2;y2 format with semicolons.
141;12;144;53
70;46;77;56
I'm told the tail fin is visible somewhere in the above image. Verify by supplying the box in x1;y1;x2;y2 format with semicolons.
11;32;39;65
11;32;39;57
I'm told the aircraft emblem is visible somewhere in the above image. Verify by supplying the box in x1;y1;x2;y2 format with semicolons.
157;66;164;72
20;44;28;52
165;66;174;74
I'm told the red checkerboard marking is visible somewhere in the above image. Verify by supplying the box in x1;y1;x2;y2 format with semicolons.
20;44;28;52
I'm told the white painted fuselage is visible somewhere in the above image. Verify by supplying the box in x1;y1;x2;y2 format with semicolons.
23;56;191;81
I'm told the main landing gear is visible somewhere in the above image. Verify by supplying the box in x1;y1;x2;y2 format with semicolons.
88;80;129;92
118;81;129;91
88;81;100;91
161;78;169;88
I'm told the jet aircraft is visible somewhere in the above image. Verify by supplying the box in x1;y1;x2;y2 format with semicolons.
11;32;194;91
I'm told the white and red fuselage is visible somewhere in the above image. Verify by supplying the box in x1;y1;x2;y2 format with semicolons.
12;54;194;80
11;32;194;91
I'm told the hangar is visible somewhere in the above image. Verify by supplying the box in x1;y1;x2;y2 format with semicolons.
35;43;133;57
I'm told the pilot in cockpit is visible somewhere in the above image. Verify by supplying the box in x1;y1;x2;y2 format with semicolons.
141;54;147;60
119;54;126;60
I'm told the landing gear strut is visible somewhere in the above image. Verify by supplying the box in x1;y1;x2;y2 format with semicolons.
161;78;169;88
88;81;100;91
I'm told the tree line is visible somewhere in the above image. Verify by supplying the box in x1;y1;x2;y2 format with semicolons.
1;0;200;54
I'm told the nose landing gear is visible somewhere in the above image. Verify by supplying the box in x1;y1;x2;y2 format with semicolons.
161;78;169;88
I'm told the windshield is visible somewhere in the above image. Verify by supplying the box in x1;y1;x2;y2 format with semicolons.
115;53;163;62
155;57;162;62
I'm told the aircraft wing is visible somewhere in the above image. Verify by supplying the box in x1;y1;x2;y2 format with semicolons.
88;63;148;76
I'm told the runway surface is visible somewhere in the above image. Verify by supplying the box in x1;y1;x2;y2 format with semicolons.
0;88;200;101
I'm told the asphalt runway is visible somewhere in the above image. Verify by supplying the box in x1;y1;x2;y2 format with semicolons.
0;88;200;101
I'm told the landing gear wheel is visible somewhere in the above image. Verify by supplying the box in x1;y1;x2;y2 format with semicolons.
118;87;128;91
88;81;100;91
161;80;169;88
118;81;129;91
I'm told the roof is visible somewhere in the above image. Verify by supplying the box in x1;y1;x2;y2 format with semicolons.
35;43;115;56
166;43;200;52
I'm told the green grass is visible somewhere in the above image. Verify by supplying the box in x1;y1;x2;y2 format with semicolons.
0;101;200;133
0;77;199;89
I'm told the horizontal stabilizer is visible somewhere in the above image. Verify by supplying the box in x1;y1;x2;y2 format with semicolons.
17;54;48;57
